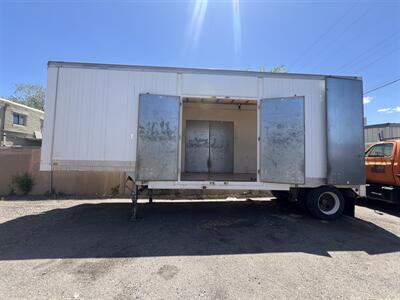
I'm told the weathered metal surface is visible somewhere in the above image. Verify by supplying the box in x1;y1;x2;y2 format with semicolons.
326;78;365;185
185;120;234;173
185;120;210;173
209;121;234;173
261;77;326;182
136;94;180;181
259;97;305;184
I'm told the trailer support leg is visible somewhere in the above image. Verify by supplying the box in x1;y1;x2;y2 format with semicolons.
130;185;139;221
149;189;153;204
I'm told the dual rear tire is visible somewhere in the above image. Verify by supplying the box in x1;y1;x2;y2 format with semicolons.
306;186;345;220
272;186;345;220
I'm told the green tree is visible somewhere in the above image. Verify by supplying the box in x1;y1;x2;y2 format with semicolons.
258;65;287;73
7;84;46;111
270;65;286;73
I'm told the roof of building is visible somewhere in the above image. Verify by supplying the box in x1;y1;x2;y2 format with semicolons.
0;98;44;114
365;123;400;129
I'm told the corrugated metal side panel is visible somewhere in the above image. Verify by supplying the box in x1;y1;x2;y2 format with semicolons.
51;67;177;171
364;125;400;145
392;126;400;139
365;127;379;144
40;66;59;171
261;77;326;181
181;73;258;98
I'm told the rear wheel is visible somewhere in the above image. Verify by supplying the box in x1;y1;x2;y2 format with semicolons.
306;186;344;220
271;190;290;201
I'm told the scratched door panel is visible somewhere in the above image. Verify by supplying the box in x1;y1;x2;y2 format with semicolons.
136;94;180;181
259;97;305;184
185;120;210;173
209;121;234;173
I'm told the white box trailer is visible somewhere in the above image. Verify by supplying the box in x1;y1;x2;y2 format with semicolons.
41;61;366;220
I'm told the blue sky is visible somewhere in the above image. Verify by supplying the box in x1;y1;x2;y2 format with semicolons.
0;0;399;124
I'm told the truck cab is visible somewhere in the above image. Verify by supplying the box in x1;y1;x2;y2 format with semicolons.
365;140;400;203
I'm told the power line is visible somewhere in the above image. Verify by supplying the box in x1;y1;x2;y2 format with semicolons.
335;32;399;74
297;4;372;72
317;11;391;71
363;78;400;95
289;4;356;70
366;75;400;92
351;46;399;74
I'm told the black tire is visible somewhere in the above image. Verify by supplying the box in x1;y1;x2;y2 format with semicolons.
306;186;345;220
271;191;290;201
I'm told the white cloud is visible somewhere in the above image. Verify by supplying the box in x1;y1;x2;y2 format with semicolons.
363;96;372;105
377;106;400;114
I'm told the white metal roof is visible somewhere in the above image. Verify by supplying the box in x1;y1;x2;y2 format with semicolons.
48;61;362;81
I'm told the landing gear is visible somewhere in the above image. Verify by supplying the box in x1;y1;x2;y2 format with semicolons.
130;185;139;221
128;184;153;221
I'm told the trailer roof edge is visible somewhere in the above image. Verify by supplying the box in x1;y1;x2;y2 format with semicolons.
47;61;362;81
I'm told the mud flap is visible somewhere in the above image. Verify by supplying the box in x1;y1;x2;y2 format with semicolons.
343;195;355;217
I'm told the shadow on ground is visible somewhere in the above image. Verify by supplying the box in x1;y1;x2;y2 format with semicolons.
0;199;399;260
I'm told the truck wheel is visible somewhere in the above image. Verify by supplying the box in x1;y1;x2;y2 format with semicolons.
271;191;290;201
306;187;344;220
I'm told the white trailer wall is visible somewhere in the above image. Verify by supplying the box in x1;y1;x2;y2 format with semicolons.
41;67;178;171
41;63;327;185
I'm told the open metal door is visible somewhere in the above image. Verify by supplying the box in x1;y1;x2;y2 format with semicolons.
259;96;305;184
136;94;180;181
326;78;364;185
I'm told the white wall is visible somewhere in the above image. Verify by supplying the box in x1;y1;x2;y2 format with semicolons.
42;67;178;171
41;64;327;184
181;73;258;98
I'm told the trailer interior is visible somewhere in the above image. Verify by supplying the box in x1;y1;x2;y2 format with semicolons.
180;97;258;182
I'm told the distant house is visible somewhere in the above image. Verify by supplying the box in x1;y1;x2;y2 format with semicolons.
0;98;44;147
364;123;400;148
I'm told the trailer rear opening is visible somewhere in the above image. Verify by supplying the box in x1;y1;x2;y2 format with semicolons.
41;61;366;220
181;97;257;182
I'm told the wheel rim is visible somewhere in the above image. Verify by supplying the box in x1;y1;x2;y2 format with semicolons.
317;192;340;215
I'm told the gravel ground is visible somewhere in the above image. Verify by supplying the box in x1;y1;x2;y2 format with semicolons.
0;197;399;300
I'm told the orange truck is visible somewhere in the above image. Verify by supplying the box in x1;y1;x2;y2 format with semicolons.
365;139;400;203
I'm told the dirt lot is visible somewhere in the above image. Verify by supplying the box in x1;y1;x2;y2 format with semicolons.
0;197;399;300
